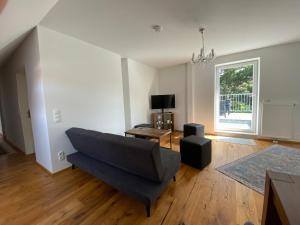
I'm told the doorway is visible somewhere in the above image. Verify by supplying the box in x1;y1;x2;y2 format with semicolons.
16;71;35;154
215;58;260;134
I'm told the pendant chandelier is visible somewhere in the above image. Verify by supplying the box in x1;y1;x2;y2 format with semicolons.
191;27;216;63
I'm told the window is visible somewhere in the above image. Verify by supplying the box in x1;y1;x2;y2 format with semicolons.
214;58;260;134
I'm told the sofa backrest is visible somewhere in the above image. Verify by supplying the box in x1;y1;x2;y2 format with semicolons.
66;128;165;182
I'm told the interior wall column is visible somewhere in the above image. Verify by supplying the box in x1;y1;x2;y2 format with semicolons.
186;62;195;123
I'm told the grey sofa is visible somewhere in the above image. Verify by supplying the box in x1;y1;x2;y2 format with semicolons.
66;128;180;217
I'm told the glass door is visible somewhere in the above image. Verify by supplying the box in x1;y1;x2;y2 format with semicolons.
215;59;259;134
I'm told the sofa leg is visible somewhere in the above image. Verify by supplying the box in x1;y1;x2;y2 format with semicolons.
145;204;151;217
72;164;76;170
173;176;176;182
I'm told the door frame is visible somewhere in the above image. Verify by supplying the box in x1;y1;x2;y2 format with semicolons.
214;58;260;134
16;71;35;154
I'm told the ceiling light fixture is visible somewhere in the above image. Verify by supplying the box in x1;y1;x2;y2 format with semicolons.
191;27;216;63
152;25;163;32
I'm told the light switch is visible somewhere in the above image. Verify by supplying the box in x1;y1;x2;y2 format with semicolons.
53;109;62;123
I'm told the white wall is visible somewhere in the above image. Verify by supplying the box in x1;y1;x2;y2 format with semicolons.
0;28;53;170
38;26;126;172
190;41;300;139
158;64;187;131
156;41;300;139
121;59;132;130
122;58;158;129
0;26;159;173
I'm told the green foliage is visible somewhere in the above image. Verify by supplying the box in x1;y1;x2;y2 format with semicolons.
220;65;253;95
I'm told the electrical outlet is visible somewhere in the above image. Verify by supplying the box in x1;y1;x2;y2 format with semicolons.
58;151;65;161
53;109;62;123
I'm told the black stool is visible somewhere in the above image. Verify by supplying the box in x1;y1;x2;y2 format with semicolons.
183;123;205;137
180;135;211;169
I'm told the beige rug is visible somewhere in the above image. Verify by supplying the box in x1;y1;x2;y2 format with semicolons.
215;136;256;145
217;145;300;194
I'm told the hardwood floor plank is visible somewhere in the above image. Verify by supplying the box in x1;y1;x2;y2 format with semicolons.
0;133;299;225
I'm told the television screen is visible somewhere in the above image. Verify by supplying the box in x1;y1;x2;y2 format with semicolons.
151;95;175;109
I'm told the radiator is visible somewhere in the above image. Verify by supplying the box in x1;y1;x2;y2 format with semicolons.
261;100;299;140
293;104;300;140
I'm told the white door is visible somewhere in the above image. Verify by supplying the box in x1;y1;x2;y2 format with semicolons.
16;72;35;154
215;58;260;134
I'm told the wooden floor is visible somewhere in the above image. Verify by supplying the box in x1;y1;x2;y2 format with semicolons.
0;134;300;225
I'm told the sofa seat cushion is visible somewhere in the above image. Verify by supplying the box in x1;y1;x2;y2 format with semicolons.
67;148;180;205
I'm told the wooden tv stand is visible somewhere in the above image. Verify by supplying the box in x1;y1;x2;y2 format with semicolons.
151;112;174;131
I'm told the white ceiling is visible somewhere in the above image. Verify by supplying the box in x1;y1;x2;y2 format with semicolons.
1;0;300;69
0;0;58;65
40;0;300;68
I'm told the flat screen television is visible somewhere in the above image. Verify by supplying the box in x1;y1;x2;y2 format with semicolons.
151;95;175;109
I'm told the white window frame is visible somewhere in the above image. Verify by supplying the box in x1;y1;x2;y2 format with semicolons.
214;58;260;134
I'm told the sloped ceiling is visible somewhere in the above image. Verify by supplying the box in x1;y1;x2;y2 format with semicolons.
0;0;58;66
1;0;300;68
40;0;300;68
